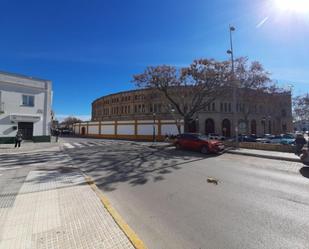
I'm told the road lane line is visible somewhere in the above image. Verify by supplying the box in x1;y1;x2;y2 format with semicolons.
73;143;84;148
63;143;74;148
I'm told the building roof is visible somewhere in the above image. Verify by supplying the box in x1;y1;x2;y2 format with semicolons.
0;70;50;82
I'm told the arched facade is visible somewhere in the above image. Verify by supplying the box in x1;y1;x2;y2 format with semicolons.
222;119;231;137
91;87;293;136
250;120;257;134
205;119;215;135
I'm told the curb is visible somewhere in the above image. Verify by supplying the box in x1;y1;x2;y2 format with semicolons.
84;176;147;249
226;150;301;162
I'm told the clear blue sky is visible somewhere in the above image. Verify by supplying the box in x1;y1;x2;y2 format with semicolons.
0;0;308;120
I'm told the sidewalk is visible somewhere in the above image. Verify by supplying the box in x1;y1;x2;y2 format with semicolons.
226;148;301;162
0;139;61;154
0;168;136;249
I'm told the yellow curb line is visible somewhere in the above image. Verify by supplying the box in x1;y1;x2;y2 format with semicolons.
84;176;147;249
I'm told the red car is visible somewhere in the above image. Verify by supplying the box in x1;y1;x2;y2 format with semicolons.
174;133;225;154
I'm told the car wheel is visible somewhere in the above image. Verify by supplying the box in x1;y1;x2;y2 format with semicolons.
175;143;181;150
201;146;208;154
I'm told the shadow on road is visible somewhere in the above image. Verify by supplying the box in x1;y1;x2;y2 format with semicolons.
66;145;221;192
300;167;309;179
1;144;222;192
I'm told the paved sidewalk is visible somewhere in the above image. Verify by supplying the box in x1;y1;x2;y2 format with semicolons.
0;140;61;154
0;168;135;249
226;148;301;162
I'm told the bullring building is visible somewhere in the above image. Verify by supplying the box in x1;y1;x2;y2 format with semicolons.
88;87;293;138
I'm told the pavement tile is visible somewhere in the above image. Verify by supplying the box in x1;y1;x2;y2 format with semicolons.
0;169;134;249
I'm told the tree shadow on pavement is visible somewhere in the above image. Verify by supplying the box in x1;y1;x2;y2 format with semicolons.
300;166;309;179
0;151;87;192
66;145;221;192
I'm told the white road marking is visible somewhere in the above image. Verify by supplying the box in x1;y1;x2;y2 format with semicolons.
86;143;95;147
0;166;22;171
73;143;84;148
63;143;74;148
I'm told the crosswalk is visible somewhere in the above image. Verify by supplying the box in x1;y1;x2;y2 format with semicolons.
62;140;131;150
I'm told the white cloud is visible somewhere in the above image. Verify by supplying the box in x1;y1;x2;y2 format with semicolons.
55;114;91;122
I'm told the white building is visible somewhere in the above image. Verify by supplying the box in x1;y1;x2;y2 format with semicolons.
0;71;52;143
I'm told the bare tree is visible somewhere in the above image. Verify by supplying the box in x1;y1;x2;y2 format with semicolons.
133;59;231;132
60;116;82;128
232;57;283;134
293;93;309;121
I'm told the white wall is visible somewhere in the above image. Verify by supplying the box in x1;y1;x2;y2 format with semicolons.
0;78;51;137
138;124;158;135
73;120;184;137
117;125;135;135
74;125;79;134
161;124;182;135
102;125;115;135
88;126;99;134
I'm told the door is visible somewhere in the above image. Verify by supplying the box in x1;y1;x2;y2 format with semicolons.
205;119;215;135
222;119;231;137
18;122;33;140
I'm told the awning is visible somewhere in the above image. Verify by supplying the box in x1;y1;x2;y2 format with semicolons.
10;114;41;123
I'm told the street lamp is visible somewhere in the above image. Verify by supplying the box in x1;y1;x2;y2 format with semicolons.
152;112;156;142
227;24;239;148
195;117;199;133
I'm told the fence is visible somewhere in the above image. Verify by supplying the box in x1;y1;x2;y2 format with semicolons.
73;119;184;141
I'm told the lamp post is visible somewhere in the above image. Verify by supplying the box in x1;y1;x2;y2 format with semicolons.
262;117;266;135
152;112;156;142
227;25;239;148
195;117;199;133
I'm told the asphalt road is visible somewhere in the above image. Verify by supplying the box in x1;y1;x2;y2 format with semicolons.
60;137;309;249
1;137;309;249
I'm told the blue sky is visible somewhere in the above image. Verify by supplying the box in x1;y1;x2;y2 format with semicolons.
0;0;308;120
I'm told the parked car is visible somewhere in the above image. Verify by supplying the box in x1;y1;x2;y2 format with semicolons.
207;133;226;141
228;134;257;142
269;135;283;144
174;133;225;154
266;134;294;144
239;134;258;142
256;134;273;143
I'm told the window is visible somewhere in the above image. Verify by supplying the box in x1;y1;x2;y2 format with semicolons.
22;95;34;107
228;103;231;112
220;103;223;112
212;102;215;111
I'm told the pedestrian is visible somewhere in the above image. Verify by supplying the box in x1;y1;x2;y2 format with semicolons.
55;129;59;142
14;130;23;148
295;133;306;156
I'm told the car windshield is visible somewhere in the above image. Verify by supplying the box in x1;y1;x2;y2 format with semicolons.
198;135;209;140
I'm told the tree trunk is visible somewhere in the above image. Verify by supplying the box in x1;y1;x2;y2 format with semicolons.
184;116;191;133
177;123;182;134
